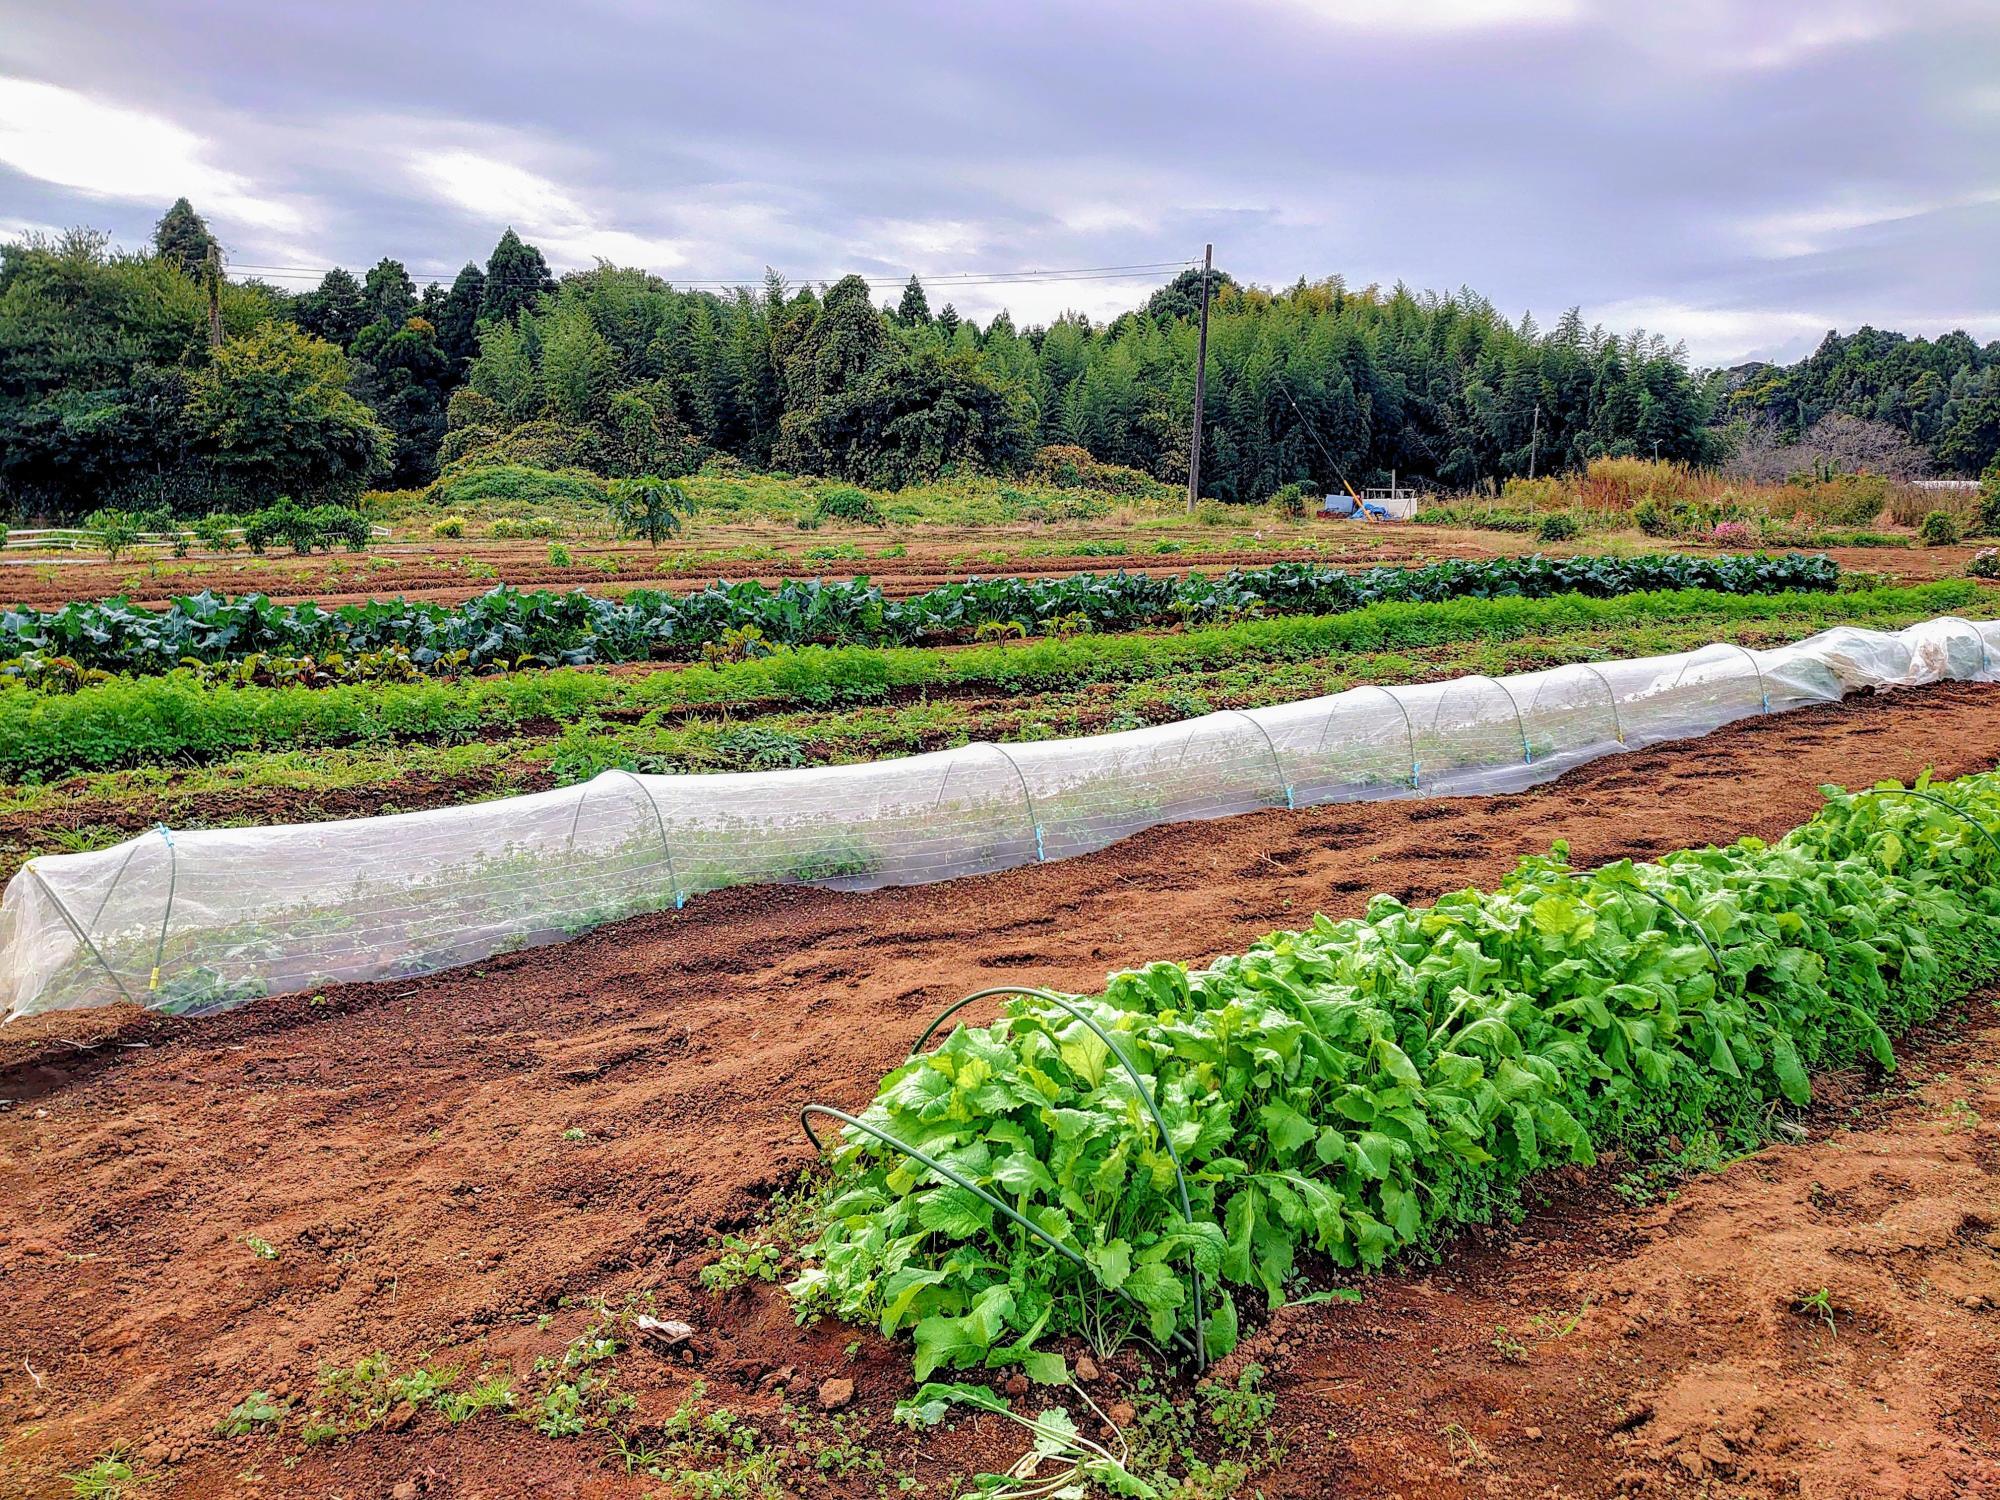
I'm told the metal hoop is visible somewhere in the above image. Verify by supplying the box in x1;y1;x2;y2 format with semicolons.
608;769;684;908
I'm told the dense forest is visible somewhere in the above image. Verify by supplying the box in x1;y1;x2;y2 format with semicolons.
2;199;1996;521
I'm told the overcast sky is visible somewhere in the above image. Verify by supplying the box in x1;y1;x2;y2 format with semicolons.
3;0;1996;367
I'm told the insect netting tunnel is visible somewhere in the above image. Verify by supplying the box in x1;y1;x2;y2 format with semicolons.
2;614;1994;1021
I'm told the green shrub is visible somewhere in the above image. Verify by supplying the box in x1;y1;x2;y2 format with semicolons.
1967;548;1999;580
816;486;886;526
1919;509;1963;546
548;542;573;568
426;462;608;514
82;507;165;562
1979;457;2000;535
491;515;565;539
1536;511;1579;542
191;512;242;554
240;499;370;555
1029;444;1173;499
1268;481;1315;520
431;515;467;540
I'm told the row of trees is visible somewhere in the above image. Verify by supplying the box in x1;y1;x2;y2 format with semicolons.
1727;326;2000;477
5;200;1996;521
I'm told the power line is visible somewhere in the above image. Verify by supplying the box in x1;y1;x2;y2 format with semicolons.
226;258;1198;292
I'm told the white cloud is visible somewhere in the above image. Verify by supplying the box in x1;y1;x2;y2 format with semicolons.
859;217;987;265
0;76;302;232
1736;187;2000;258
1587;296;1831;365
1628;0;1906;73
402;144;687;270
1262;0;1581;32
413;148;587;227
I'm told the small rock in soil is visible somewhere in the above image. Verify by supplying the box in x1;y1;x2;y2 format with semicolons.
1109;1402;1136;1428
391;1483;418;1500
1075;1355;1100;1382
1003;1374;1029;1397
818;1376;854;1410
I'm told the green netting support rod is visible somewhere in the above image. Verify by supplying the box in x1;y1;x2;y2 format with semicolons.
1224;710;1293;810
912;983;1208;1368
1527;664;1625;747
1313;684;1418;789
1435;674;1531;764
150;825;177;995
1849;786;2000;865
609;769;685;909
979;742;1045;863
23;864;139;1009
798;1103;1202;1364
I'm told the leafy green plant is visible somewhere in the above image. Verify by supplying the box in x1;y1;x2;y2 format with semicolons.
215;1390;287;1437
244;1234;279;1261
894;1380;1151;1499
548;542;574;567
82;508;156;562
63;1446;152;1499
432;514;467;539
1536;511;1579;542
1920;509;1963;546
0;552;1842;679
791;772;2000;1374
700;1233;784;1292
1794;1286;1838;1334
609;475;695;547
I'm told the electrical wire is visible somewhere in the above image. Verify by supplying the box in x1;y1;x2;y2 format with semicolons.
226;257;1198;292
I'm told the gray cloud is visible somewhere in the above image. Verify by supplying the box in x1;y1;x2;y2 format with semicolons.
2;0;1995;364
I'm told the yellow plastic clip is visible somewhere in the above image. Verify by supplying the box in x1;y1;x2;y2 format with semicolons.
149;966;160;991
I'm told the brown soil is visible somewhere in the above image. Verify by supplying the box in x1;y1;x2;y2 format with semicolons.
1;524;1982;611
4;682;2000;1497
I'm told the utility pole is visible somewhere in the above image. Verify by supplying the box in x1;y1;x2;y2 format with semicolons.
1527;402;1541;480
205;241;224;350
1185;244;1213;513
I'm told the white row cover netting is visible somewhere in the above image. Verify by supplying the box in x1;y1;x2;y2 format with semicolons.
3;614;1995;1020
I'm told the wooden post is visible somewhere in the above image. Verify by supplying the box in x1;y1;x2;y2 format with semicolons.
1528;402;1540;479
1185;244;1213;513
205;242;223;350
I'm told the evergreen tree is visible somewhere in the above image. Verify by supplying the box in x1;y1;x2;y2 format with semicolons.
361;258;417;330
482;229;554;324
435;263;487;368
294;268;368;348
897;275;931;325
152;198;218;276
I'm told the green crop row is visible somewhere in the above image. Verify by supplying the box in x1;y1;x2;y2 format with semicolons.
792;770;2000;1377
0;582;1976;783
0;552;1838;677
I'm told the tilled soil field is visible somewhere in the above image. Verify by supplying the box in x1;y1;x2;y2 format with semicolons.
0;526;1981;611
3;682;2000;1497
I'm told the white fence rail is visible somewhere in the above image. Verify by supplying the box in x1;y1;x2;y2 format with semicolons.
2;524;392;554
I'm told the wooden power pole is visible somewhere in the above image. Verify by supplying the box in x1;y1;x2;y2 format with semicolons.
205;242;224;350
1185;244;1213;512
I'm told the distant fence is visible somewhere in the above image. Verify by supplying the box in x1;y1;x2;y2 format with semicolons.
1;525;392;555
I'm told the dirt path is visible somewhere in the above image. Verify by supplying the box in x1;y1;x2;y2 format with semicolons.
2;682;1999;1496
2;527;1982;610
